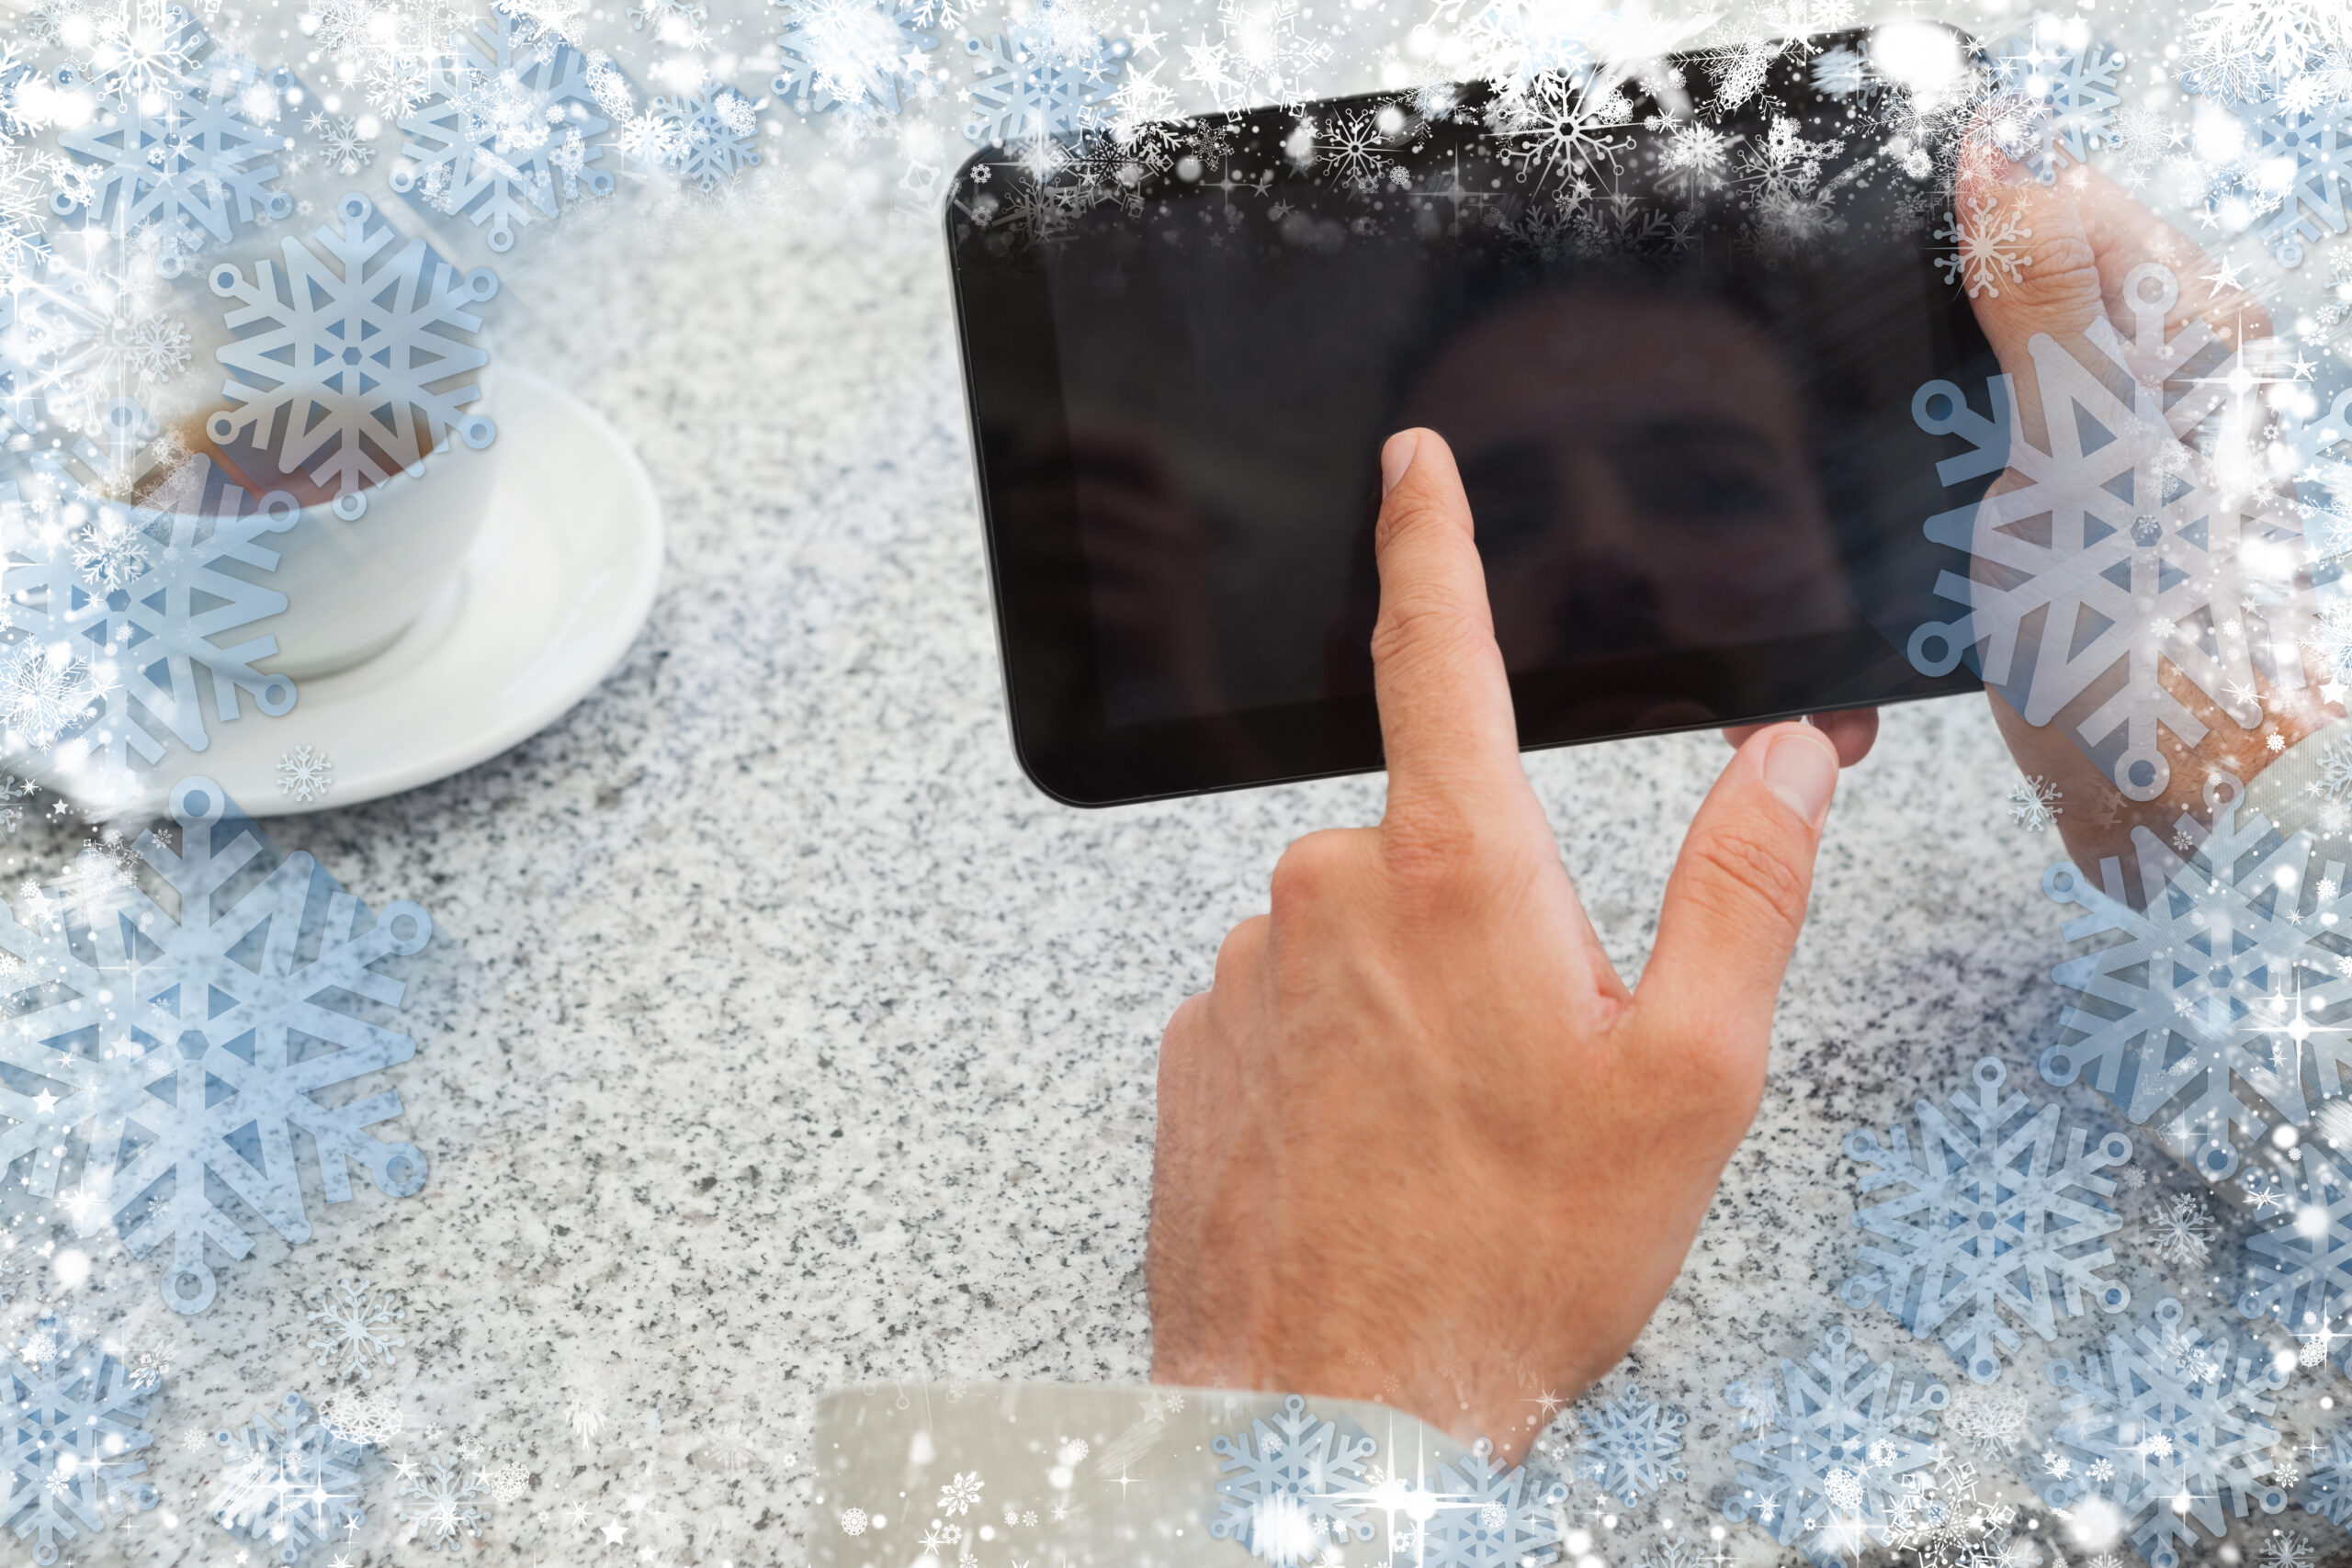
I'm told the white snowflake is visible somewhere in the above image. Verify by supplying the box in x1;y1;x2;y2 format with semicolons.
277;746;333;803
398;1454;484;1548
391;4;613;253
0;775;434;1312
1809;44;1869;97
1721;1324;1949;1568
2041;778;2352;1180
1489;71;1638;198
1182;0;1325;112
318;1385;403;1447
1;1313;161;1559
840;1507;869;1535
963;26;1129;145
74;0;208;108
2040;1296;2289;1568
771;0;937;118
1980;16;2125;184
209;1392;369;1558
2183;0;2347;107
208;190;498;516
1943;1387;2030;1458
483;1459;526;1505
1575;1382;1685;1505
2007;774;2063;831
311;111;376;175
1905;263;2303;803
1209;1395;1378;1566
1634;1540;1710;1568
939;1472;983;1514
1316;109;1396;189
2236;1143;2352;1367
2143;1191;2215;1265
1842;1056;2131;1383
306;1278;403;1378
1937;195;2033;299
2262;1529;2315;1568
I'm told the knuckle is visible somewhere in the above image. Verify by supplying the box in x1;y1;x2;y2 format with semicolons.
1379;806;1497;904
1268;831;1354;915
1372;491;1457;558
2005;239;2101;321
1370;595;1481;672
1687;823;1811;938
1211;915;1269;988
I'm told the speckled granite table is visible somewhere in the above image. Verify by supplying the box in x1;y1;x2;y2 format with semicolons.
33;5;2352;1562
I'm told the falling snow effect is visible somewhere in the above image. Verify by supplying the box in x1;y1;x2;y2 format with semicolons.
2237;1142;2352;1369
2304;1425;2352;1528
0;776;434;1312
1721;1323;1949;1568
962;25;1128;145
1936;195;2033;299
2143;1190;2215;1265
306;1278;404;1378
56;88;294;266
1403;1443;1568;1568
277;746;333;803
1980;17;2126;184
2191;83;2352;269
1841;1056;2132;1383
2040;1296;2288;1568
396;1453;484;1548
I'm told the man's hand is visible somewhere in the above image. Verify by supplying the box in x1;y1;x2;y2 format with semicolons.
1147;428;1844;1458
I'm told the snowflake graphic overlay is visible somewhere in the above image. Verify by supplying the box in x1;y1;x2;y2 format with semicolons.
2144;1190;2215;1264
2040;1295;2288;1568
396;1453;483;1548
2009;774;2064;831
390;3;613;252
770;0;938;119
208;190;498;519
210;1392;369;1560
307;1277;403;1378
1404;1441;1568;1568
1980;17;2125;185
2;1312;162;1564
277;746;331;803
0;776;435;1313
2194;85;2351;269
1207;1394;1378;1566
1574;1382;1684;1505
646;78;762;190
1936;194;2033;299
0;434;304;779
56;89;294;269
1906;262;2304;802
1840;1055;2132;1384
962;27;1129;146
2304;1423;2352;1527
2041;773;2352;1180
1721;1323;1950;1568
2236;1141;2352;1368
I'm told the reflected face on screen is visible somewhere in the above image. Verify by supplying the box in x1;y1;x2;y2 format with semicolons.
1397;291;1854;674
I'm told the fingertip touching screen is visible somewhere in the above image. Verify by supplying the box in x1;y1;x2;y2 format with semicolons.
949;29;1993;806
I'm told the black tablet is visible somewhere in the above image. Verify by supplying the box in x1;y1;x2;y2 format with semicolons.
947;28;1993;806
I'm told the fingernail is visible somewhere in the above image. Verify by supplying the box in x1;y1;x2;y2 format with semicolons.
1381;431;1419;496
1763;728;1838;828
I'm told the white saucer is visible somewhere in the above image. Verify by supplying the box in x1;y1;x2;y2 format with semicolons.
173;369;663;818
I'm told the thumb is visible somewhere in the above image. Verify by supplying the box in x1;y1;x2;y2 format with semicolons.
1952;144;2101;448
1636;722;1838;1046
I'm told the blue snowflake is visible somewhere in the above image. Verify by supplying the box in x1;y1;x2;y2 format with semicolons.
1574;1382;1685;1505
1398;1443;1567;1568
0;434;302;780
1208;1395;1378;1566
649;79;762;190
2040;1296;2288;1568
2236;1143;2352;1364
2;1312;163;1563
211;1392;370;1562
0;775;434;1312
2041;774;2352;1181
390;4;614;252
2190;84;2351;268
55;89;293;272
961;26;1128;146
2304;1425;2352;1528
395;1454;484;1549
1840;1056;2132;1384
1720;1324;1949;1568
771;0;938;118
208;190;498;519
1980;17;2125;184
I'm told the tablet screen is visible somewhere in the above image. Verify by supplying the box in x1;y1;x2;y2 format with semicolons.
949;29;1994;804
